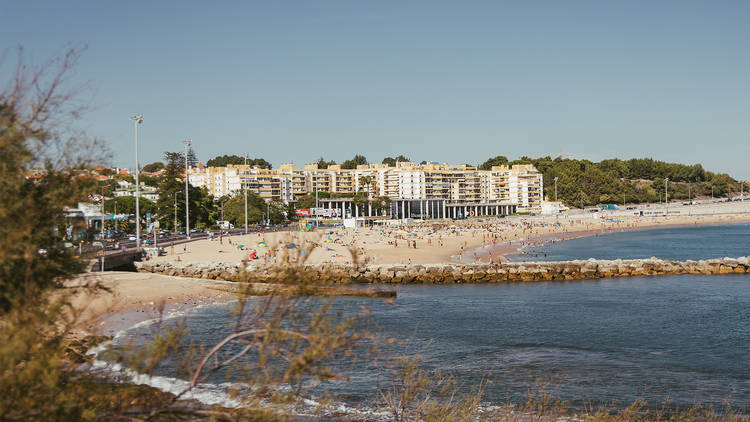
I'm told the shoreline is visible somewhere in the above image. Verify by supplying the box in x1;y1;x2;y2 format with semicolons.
67;272;241;338
75;214;750;336
456;216;750;264
146;202;750;267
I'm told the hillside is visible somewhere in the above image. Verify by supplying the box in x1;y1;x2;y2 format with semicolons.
481;156;741;207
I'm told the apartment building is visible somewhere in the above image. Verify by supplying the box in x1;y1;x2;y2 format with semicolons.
189;161;544;212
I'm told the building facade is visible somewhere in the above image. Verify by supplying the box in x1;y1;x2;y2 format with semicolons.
189;161;544;214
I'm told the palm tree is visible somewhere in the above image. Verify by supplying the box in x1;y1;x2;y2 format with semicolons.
359;175;373;198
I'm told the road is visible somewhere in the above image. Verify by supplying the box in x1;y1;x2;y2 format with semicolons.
101;227;288;256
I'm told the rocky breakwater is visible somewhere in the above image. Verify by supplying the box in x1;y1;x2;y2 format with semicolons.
135;256;750;284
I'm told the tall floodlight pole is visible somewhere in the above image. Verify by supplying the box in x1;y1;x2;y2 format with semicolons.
130;115;143;247
554;177;558;202
244;153;248;234
184;140;191;239
665;177;669;216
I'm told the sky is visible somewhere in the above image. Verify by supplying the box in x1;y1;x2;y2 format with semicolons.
2;1;749;178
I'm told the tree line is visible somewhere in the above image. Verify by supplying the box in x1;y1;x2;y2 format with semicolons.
481;155;742;206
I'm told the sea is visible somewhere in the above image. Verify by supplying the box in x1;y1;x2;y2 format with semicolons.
101;222;750;415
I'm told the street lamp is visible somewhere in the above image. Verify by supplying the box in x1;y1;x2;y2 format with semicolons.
244;153;248;235
184;139;191;239
553;177;558;202
130;114;143;247
665;177;669;215
174;192;178;233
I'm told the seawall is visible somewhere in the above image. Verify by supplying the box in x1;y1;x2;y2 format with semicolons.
135;256;750;284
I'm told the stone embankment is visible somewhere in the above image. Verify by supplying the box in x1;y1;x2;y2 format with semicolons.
135;256;750;284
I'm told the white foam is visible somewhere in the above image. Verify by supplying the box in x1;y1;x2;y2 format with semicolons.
86;299;399;420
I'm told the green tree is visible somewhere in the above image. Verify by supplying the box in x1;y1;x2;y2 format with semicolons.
268;199;287;224
156;152;215;230
341;154;368;169
222;192;265;225
382;155;410;166
371;196;392;215
138;174;160;187
141;161;164;172
186;146;198;168
358;175;374;196
103;196;156;226
479;155;509;170
314;157;337;169
206;154;272;169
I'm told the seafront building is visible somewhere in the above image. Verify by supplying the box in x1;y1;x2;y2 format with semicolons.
189;161;543;218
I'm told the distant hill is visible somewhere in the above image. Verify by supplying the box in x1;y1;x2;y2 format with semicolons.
481;156;740;207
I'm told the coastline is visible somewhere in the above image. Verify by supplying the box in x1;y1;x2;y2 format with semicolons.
67;272;240;338
73;209;750;336
458;214;750;264
148;204;750;268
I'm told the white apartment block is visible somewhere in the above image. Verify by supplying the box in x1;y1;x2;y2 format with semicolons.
189;161;544;211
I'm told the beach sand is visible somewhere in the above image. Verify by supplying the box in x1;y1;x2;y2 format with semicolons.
148;204;750;267
67;271;238;337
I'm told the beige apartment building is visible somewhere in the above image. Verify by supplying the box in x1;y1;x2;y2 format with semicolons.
189;161;543;214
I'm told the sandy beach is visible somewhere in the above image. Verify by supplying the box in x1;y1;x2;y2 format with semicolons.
148;201;750;267
67;272;239;337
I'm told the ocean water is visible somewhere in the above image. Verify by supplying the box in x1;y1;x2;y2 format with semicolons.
106;223;750;413
506;222;750;262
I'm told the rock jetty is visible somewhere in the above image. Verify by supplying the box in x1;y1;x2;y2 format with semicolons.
135;256;750;284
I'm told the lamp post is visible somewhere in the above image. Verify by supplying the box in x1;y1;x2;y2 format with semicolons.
184;140;191;239
100;197;105;272
244;153;248;235
665;177;669;216
554;177;558;202
130;115;143;247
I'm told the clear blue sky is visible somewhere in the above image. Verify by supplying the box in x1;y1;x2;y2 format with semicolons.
2;1;749;178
